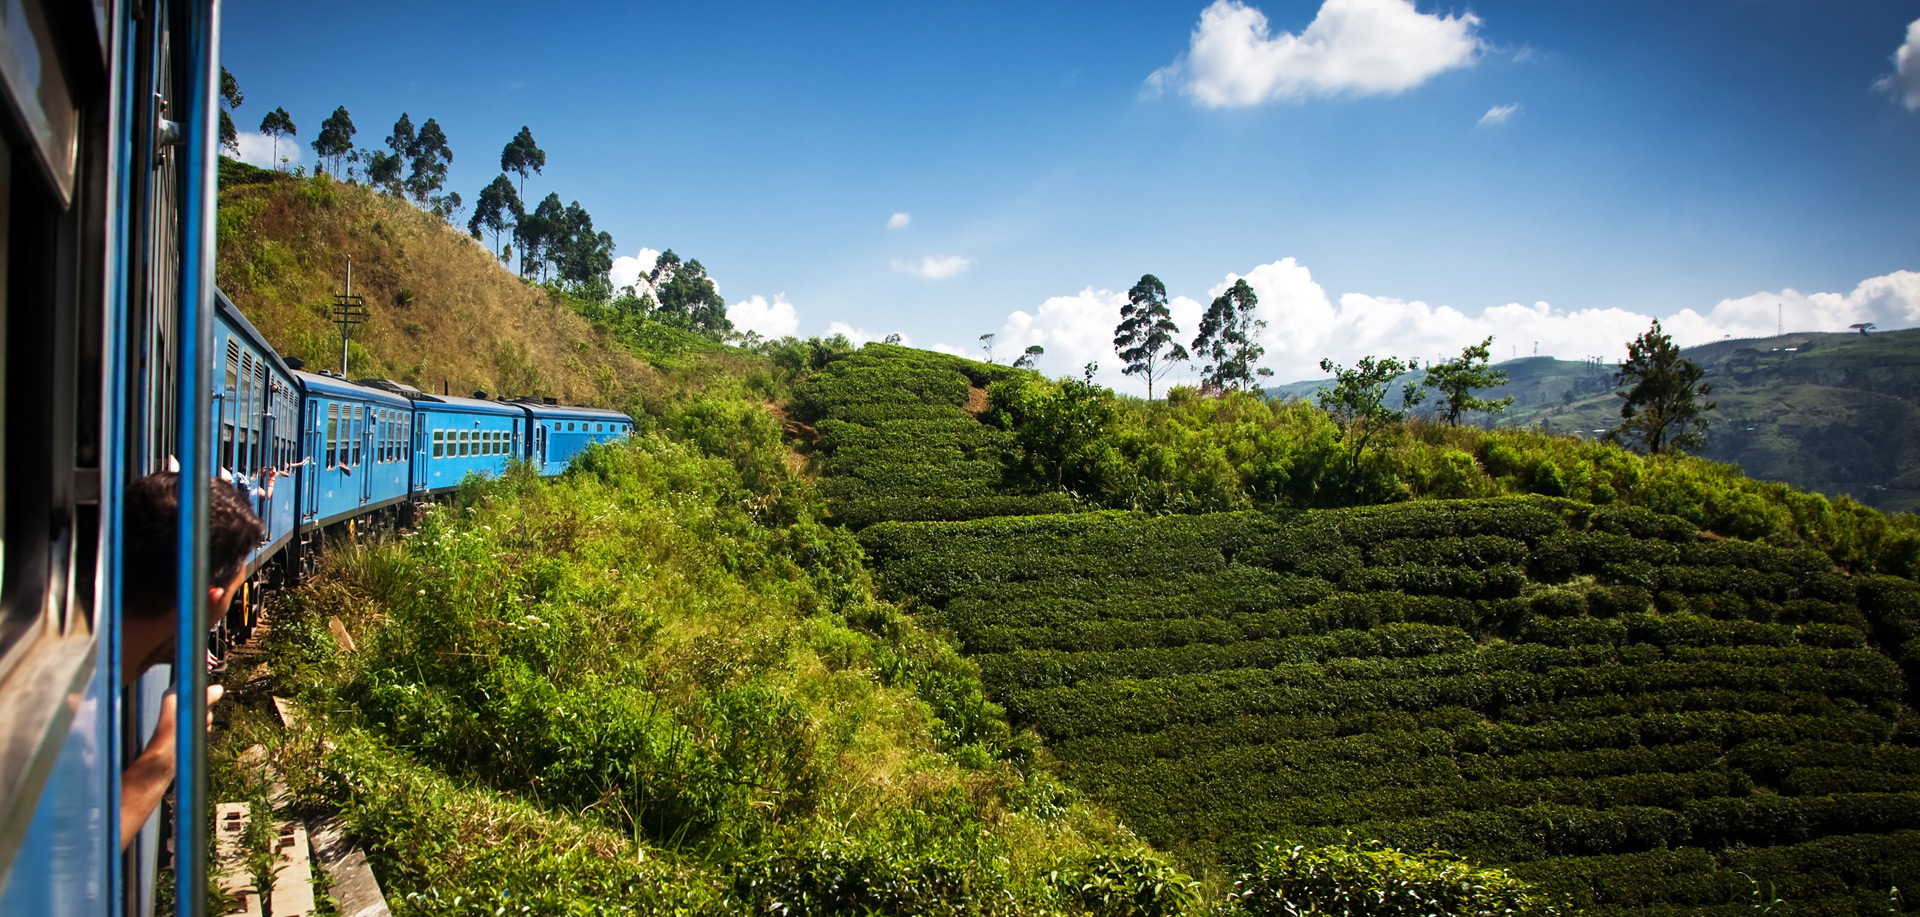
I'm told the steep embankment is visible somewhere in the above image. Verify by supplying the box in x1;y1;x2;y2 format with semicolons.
1269;330;1920;513
216;162;655;407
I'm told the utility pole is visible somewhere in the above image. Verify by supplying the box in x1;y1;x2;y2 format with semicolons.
333;256;368;376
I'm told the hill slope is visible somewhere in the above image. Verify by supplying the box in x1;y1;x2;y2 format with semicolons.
802;345;1920;915
1267;330;1920;513
217;166;659;408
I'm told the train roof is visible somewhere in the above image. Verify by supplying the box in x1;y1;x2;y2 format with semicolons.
292;370;416;408
413;392;527;417
215;290;297;381
516;401;632;423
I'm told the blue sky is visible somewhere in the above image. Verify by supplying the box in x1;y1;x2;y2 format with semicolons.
222;0;1920;388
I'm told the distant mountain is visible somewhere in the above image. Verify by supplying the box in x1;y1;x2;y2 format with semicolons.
1266;328;1920;514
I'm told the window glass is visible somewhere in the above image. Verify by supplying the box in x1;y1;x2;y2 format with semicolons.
433;430;444;458
460;431;470;457
327;403;339;468
352;406;363;466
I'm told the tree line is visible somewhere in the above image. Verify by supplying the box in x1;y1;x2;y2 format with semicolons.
977;271;1716;500
217;67;733;341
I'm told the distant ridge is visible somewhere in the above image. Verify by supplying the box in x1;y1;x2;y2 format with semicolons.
1265;328;1920;513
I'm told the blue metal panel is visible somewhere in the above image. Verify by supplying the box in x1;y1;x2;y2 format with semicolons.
294;374;414;527
0;664;111;916
520;404;632;476
417;398;527;494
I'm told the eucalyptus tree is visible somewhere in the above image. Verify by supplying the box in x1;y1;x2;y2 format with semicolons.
468;174;523;261
311;106;356;176
501;126;546;198
258;107;296;169
1114;273;1188;399
218;66;243;153
1192;279;1271;391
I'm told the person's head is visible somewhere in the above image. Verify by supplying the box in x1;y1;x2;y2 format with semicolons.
122;472;264;679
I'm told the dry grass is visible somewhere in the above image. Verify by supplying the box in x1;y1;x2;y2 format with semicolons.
216;173;657;410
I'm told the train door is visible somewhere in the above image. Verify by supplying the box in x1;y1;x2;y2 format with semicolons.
305;399;322;521
413;415;426;492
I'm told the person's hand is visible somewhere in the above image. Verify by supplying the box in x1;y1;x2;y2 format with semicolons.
148;683;224;745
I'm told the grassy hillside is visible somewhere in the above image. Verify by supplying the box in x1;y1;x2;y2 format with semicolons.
217;163;666;408
1268;330;1920;513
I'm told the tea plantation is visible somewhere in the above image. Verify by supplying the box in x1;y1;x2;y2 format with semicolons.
859;499;1920;915
793;343;1077;527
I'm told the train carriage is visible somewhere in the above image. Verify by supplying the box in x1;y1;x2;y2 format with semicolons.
292;372;413;528
413;394;526;494
520;401;633;475
213;292;298;570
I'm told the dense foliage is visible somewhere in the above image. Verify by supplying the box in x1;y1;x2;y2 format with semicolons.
859;498;1920;914
234;430;1210;915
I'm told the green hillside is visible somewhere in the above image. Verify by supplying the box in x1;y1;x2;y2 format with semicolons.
1267;330;1920;513
796;344;1920;915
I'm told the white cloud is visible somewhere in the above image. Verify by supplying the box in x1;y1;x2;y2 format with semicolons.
1478;103;1520;126
928;343;969;357
888;212;912;229
610;247;662;296
1146;0;1482;107
1875;17;1920;110
727;294;800;338
231;131;301;169
891;255;973;279
987;258;1920;393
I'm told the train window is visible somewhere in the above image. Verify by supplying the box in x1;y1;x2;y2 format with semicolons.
433;430;444;458
352;406;363;466
461;430;471;457
327;403;340;468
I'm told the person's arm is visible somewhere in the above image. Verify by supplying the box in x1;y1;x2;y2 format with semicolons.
120;684;222;850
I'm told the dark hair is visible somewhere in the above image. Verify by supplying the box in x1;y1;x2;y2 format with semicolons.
124;472;265;619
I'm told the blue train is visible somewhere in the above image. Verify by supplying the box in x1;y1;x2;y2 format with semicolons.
0;4;631;915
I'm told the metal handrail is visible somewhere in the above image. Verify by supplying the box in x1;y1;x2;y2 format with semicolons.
172;1;221;914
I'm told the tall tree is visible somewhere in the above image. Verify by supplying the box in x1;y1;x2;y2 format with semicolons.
1191;279;1271;391
311;106;356;177
468;175;522;260
552;201;615;292
649;250;731;338
1013;345;1045;370
979;333;997;363
218;66;243;154
1114;273;1189;399
406;117;453;204
366;113;416;195
500;126;546;199
518;192;564;280
1318;355;1424;480
258;107;296;170
1609;319;1715;455
1420;336;1514;427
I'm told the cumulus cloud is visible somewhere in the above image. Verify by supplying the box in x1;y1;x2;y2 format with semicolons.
1876;17;1920;110
1478;103;1520;126
231;131;301;169
891;255;973;279
888;212;912;229
610;247;662;295
986;258;1920;393
727;294;800;338
1146;0;1481;107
